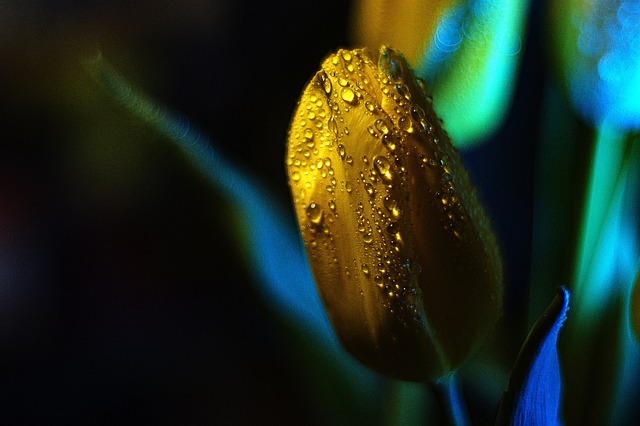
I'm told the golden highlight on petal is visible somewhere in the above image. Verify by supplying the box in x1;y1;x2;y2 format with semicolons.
286;46;502;381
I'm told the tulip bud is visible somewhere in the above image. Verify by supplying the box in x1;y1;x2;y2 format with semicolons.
286;46;502;381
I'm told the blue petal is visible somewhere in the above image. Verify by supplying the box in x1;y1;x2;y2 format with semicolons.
496;287;570;426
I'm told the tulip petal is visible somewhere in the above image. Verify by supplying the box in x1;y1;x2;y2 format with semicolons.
287;47;502;381
495;287;570;426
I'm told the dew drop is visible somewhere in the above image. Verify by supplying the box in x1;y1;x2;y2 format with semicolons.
365;101;375;112
396;84;411;101
373;156;393;183
341;50;352;62
398;116;414;133
386;221;400;235
329;117;338;134
345;181;353;193
303;128;314;140
291;170;301;182
306;203;324;225
375;276;386;289
364;182;375;197
381;134;396;151
411;105;425;123
383;196;400;217
338;144;346;159
317;71;332;95
363;232;373;244
374;119;390;135
328;200;336;212
341;87;357;104
361;264;370;275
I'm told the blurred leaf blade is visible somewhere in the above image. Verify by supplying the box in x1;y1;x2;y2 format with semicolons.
633;267;640;343
84;53;382;415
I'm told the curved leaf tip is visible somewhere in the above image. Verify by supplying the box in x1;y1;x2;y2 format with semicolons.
496;287;570;426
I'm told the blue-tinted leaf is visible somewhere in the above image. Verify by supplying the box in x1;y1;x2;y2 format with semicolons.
633;268;640;343
496;287;570;426
85;53;332;336
84;54;381;407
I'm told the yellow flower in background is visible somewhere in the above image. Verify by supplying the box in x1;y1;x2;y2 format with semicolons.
350;0;453;65
351;0;529;146
286;46;502;381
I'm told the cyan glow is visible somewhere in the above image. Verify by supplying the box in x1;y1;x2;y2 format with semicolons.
562;0;640;130
572;128;639;325
415;0;527;147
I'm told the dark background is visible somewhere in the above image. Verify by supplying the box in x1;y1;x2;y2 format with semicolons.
1;1;543;423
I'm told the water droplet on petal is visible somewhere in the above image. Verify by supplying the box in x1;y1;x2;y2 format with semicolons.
398;116;414;133
373;156;393;183
306;202;324;225
374;119;390;135
365;101;375;112
341;87;357;104
386;221;400;234
364;182;375;197
374;274;384;287
303;128;314;140
317;71;332;95
383;196;400;217
329;117;338;134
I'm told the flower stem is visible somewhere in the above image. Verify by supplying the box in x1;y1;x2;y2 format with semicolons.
437;374;471;426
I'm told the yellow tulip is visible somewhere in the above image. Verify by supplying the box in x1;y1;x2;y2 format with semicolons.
286;46;502;381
